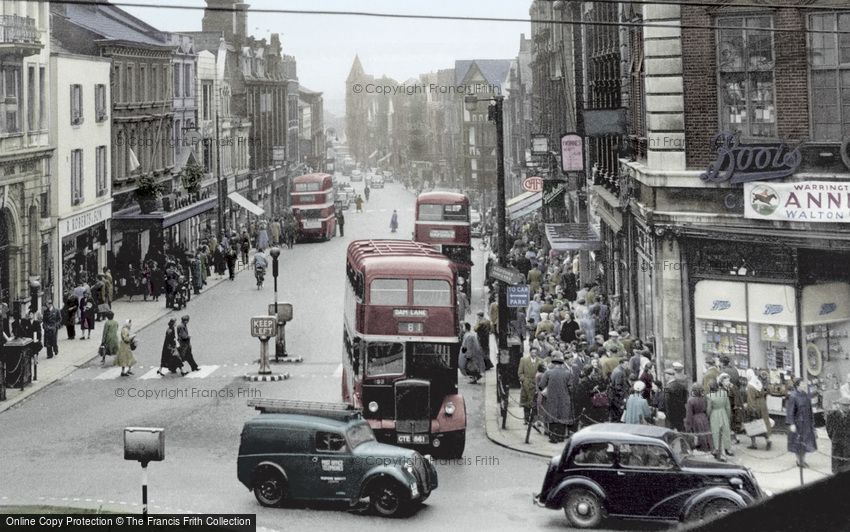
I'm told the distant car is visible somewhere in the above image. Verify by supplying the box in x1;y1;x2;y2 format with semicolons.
238;400;438;517
371;175;385;188
470;209;482;237
383;171;394;183
336;195;351;210
534;423;765;528
351;169;363;182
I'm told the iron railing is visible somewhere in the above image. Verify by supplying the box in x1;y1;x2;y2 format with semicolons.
0;15;40;45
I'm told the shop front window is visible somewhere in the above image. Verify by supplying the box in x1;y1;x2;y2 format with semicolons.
717;16;776;139
803;282;850;411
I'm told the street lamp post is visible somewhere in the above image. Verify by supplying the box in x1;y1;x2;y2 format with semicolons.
465;95;508;358
268;246;284;359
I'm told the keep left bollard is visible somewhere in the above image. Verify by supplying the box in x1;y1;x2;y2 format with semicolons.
124;427;164;515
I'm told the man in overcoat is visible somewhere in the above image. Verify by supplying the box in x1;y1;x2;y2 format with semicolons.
787;378;818;468
41;301;61;359
538;352;574;443
518;347;541;423
663;368;689;431
826;396;850;474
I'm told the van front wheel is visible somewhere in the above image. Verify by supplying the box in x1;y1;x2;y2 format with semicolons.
253;468;287;507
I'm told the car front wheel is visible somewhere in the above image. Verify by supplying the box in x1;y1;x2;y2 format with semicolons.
562;489;603;529
253;468;287;508
700;499;739;522
370;481;410;518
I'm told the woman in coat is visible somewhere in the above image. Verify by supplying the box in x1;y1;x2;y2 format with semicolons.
518;348;541;423
538;353;574;443
63;293;78;340
685;384;713;453
786;377;817;468
116;319;136;377
99;311;119;365
639;362;655;402
745;368;772;450
79;290;96;340
575;364;608;427
707;379;733;461
623;380;653;424
157;318;186;376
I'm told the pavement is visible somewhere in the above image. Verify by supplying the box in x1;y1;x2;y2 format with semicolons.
0;259;250;414
481;352;837;496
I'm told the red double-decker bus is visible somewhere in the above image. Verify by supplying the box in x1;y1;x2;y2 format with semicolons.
290;173;336;241
342;239;466;458
414;192;472;297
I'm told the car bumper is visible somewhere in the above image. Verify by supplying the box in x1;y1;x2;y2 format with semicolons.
532;492;547;508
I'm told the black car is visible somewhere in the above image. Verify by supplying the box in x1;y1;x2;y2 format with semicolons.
534;423;765;528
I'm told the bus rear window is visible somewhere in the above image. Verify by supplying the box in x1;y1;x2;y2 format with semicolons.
370;279;407;305
413;280;451;307
418;203;469;222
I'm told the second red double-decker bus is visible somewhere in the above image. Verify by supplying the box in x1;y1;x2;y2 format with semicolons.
342;239;466;458
290;173;336;241
414;192;472;297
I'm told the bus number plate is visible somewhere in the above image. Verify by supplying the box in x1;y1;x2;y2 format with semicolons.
397;434;428;444
303;220;322;229
398;322;424;334
429;229;455;239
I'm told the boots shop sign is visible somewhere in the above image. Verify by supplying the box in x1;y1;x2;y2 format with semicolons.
701;132;802;184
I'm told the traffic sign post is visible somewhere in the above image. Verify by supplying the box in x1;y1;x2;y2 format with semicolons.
245;316;289;382
488;264;525;286
507;285;530;308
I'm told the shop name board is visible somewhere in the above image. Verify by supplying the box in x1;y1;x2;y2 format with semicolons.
60;203;111;238
744;181;850;223
820;303;837;316
701;132;802;184
763;304;783;316
393;308;428;319
711;300;731;311
561;133;584;173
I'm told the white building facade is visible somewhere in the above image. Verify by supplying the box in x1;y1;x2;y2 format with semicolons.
49;52;112;304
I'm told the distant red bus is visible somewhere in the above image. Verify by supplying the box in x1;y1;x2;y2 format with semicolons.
342;239;466;458
290;173;336;241
414;192;472;296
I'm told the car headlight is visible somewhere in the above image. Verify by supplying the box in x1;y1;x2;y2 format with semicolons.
368;401;379;413
445;401;456;416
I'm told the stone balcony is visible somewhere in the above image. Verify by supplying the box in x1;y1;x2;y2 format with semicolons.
0;15;42;58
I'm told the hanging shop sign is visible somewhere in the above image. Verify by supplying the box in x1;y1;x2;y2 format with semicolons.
522;176;544;193
543;182;567;205
744;181;850;223
531;134;549;156
560;133;584;172
701;132;802;184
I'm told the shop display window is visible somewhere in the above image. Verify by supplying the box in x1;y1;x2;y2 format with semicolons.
699;320;749;369
802;282;850;411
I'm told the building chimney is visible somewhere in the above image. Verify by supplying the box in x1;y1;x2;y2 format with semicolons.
203;0;249;40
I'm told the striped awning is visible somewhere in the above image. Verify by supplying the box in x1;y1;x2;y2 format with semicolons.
507;191;542;221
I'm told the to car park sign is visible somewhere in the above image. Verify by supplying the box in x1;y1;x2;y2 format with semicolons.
522;176;544;193
250;316;277;338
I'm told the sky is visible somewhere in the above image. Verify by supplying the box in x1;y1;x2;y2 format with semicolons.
122;0;531;116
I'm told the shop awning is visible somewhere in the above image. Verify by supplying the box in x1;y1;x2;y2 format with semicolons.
228;191;264;216
544;223;602;251
112;196;218;230
507;191;542;221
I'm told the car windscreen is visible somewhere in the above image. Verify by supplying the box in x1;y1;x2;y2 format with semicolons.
347;423;376;448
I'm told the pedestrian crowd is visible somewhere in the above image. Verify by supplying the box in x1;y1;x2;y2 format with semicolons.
466;215;850;473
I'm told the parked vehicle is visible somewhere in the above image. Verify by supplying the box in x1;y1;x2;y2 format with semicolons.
351;169;363;182
372;175;385;188
534;424;765;528
336;194;351;211
238;399;438;517
383;171;394;183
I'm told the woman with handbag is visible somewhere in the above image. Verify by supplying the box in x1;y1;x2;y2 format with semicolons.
157;318;187;376
745;368;772;450
79;290;96;340
116;319;137;377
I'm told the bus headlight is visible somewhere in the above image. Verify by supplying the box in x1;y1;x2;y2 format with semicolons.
368;401;379;413
445;402;456;416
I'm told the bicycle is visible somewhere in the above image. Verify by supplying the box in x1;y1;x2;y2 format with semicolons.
478;233;491;251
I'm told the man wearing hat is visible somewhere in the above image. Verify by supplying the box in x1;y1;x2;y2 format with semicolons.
535;312;554;337
176;315;199;372
608;357;629;422
474;311;493;370
538;351;574;443
702;357;720;394
827;396;850;474
603;330;624;354
672;361;687;383
600;347;622;380
663;367;689;431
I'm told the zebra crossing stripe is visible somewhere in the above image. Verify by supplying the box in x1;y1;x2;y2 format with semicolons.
185;365;219;379
94;368;124;380
138;368;162;380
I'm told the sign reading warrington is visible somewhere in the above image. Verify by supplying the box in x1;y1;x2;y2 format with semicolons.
744;181;850;223
701;132;802;184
